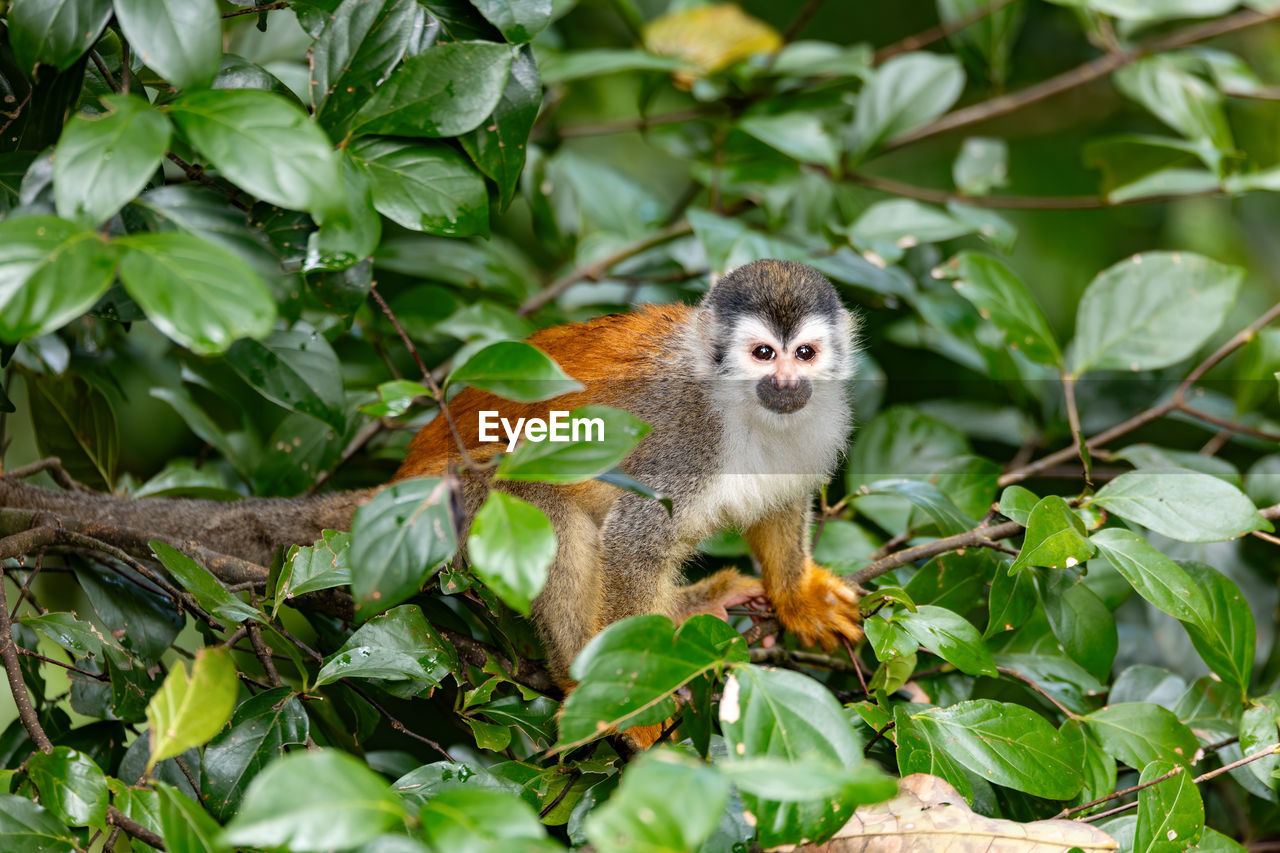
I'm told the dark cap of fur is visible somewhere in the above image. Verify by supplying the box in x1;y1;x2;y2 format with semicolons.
703;259;844;341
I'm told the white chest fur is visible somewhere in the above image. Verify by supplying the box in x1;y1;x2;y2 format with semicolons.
681;384;850;538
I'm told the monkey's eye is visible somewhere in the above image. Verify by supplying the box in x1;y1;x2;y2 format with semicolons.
795;345;816;361
751;345;776;361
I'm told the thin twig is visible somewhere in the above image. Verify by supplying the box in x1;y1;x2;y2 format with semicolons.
997;665;1079;719
348;683;453;760
222;1;288;17
16;648;109;681
848;520;1023;587
0;567;52;752
846;170;1224;209
0;91;32;139
89;50;120;93
749;646;860;672
1061;373;1089;486
864;720;895;754
784;0;827;42
166;153;251;211
518;219;697;316
107;807;166;851
884;7;1280;152
540;770;581;818
874;0;1020;64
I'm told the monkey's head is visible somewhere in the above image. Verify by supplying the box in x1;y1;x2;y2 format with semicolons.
702;259;858;416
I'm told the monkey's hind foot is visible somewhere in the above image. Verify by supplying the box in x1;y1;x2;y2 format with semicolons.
673;568;768;623
770;563;864;651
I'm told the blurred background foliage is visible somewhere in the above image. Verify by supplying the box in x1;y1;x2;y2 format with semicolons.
4;0;1280;848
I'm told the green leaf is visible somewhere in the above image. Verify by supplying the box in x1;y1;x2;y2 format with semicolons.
495;405;651;484
221;751;407;851
984;564;1037;637
1086;702;1200;768
559;614;746;750
169;89;343;218
29;375;118;492
114;0;221;89
359;380;432;418
315;604;456;689
467;492;555;615
1181;562;1254;699
584;750;729;853
1134;760;1204;853
1012;495;1096;572
146;647;238;770
225;326;346;431
19;612;118;660
907;699;1085;799
738;113;839;170
893;705;978;803
78;568;183;663
1039;571;1118;680
1114;443;1242;487
471;0;551;42
448;340;582;402
849;51;965;158
896;605;997;677
349;477;459;616
460;47;541;208
945;252;1062;366
350;137;489;237
997;484;1040;527
1090;469;1271;543
1070;252;1243;375
203;688;310;822
419;788;554;853
156;782;228;853
54;94;170;227
24;748;108;827
0;794;76;853
720;665;893;846
276;530;352;613
0;216;116;342
1090;528;1208;624
1115;56;1232;173
353;41;514;138
953;137;1009;196
311;0;425;133
116;232;276;355
8;0;112;74
537;49;689;84
306;150;382;271
857;479;976;536
149;540;262;624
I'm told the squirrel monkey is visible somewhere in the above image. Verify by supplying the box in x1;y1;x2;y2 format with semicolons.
396;259;863;680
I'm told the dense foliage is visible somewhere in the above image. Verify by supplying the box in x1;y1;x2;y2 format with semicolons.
2;0;1280;849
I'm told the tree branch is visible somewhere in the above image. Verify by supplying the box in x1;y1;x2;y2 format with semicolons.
0;567;52;752
883;7;1280;153
874;0;1020;65
848;520;1023;587
846;170;1225;209
107;806;166;851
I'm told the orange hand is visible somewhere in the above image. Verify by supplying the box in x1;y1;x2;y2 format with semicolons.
770;563;863;651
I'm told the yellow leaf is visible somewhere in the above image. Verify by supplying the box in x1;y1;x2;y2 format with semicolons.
643;4;781;84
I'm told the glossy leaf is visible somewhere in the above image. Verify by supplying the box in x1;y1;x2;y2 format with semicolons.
350;136;489;237
471;0;551;42
203;689;311;821
467;491;556;614
116;232;276;355
169;89;344;218
1011;495;1096;572
311;0;425;132
584;750;728;853
225;326;346;431
353;41;514;137
560;614;746;750
1091;528;1208;624
150;540;263;624
156;782;227;853
24;748;108;827
1090;469;1271;543
349;477;459;615
315;604;456;688
849;52;965;158
1086;702;1200;769
9;0;112;74
739;113;839;169
907;699;1084;798
896;605;997;676
0;216;116;342
1070;252;1243;375
54;94;170;226
276;529;352;612
946;251;1061;366
221;751;406;851
1134;759;1204;852
1181;561;1255;699
721;664;890;846
419;787;555;852
496;405;651;484
1039;571;1119;680
115;0;220;89
146;647;239;770
0;795;76;853
448;340;582;402
460;47;541;207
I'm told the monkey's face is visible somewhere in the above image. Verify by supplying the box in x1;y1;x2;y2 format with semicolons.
724;315;848;415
